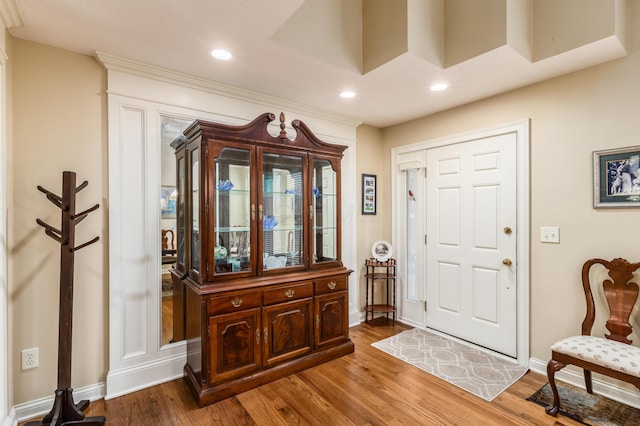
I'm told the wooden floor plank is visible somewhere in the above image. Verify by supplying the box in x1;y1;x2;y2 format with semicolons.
21;321;583;425
236;383;307;426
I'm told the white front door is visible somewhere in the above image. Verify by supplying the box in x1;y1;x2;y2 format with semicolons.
425;133;517;357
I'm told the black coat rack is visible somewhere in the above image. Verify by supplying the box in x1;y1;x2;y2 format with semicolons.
27;171;105;426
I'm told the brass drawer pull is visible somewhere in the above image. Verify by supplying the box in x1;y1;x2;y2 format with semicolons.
285;289;295;298
231;298;243;308
327;281;336;290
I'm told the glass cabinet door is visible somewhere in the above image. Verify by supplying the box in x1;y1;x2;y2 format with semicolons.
261;151;304;271
176;153;186;270
213;147;253;276
312;158;338;265
190;146;200;275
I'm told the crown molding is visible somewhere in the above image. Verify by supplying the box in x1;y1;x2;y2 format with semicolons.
95;51;362;129
0;0;23;28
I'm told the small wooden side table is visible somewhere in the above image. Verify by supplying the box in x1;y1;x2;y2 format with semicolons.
364;258;397;325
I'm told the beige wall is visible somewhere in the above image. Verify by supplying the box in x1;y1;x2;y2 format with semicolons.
355;124;386;308
9;38;107;404
6;1;640;408
382;3;640;363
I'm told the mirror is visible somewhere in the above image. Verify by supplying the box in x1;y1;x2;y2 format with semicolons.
160;115;193;346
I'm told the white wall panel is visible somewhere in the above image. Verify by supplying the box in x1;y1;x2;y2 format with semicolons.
119;106;148;358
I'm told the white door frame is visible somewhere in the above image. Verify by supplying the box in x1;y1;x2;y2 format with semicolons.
0;42;7;426
391;120;530;365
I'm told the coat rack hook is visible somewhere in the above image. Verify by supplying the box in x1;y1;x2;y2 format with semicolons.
37;185;63;208
36;219;64;243
75;180;89;193
71;236;100;252
73;203;100;222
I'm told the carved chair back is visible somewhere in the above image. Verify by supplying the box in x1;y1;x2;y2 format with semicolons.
581;257;640;344
161;229;177;265
162;229;175;253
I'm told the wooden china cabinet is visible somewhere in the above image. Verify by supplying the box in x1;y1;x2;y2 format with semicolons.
170;112;353;406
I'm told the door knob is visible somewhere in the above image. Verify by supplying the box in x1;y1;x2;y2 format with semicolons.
502;258;512;266
503;226;512;235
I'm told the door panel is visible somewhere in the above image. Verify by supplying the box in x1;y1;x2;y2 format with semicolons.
262;298;313;367
473;267;499;322
209;308;261;384
426;133;517;357
437;262;460;312
314;291;348;349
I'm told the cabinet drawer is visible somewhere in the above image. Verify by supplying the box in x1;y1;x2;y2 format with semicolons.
314;276;347;295
263;282;313;305
207;290;262;316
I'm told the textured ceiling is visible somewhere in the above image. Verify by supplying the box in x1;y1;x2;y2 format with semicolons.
4;0;629;127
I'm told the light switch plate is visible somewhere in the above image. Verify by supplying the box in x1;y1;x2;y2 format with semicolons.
540;226;560;243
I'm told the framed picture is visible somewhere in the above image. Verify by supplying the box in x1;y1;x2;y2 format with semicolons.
362;174;377;215
160;186;177;218
593;146;640;208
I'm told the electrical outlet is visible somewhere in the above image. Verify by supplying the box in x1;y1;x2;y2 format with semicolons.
21;348;39;370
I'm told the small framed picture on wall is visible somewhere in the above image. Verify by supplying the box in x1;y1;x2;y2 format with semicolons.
362;174;376;215
593;146;640;208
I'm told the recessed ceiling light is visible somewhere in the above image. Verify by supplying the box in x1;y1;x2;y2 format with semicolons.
340;91;356;99
430;83;449;92
211;49;232;60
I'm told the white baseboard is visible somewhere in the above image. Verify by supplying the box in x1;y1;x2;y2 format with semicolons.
529;357;640;409
12;382;104;423
12;353;186;423
396;316;422;329
105;352;186;400
349;310;364;327
1;407;17;426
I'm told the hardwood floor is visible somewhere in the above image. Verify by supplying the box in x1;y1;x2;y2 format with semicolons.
161;295;173;346
22;320;581;425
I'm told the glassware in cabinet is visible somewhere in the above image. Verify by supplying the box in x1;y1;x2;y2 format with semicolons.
260;150;305;272
311;157;339;265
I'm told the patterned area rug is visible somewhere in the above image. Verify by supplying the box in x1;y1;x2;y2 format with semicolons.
162;275;173;298
371;328;528;401
527;382;640;425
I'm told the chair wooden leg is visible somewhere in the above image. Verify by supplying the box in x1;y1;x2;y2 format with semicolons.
545;359;566;416
583;369;593;394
